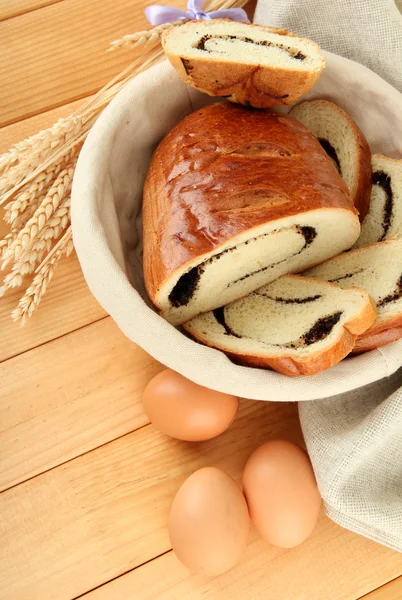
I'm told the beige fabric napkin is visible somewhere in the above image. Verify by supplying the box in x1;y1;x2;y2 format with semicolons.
255;0;402;551
255;0;402;92
71;3;402;552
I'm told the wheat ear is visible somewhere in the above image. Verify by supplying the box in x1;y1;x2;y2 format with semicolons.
0;0;249;324
109;19;187;51
11;228;73;325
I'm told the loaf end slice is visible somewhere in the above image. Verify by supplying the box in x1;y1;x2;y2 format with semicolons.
143;102;360;326
162;19;325;108
306;238;402;353
290;100;372;222
355;154;402;247
184;275;377;376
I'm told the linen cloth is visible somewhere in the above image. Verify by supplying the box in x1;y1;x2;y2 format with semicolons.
254;0;402;552
71;0;402;551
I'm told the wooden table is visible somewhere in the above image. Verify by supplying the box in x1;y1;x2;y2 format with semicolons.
0;2;401;598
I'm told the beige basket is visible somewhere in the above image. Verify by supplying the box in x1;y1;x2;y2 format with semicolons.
71;55;402;401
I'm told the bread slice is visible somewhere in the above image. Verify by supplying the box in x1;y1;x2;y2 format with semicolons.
290;100;372;222
161;19;325;109
184;275;377;376
143;102;361;326
354;154;402;247
305;238;402;353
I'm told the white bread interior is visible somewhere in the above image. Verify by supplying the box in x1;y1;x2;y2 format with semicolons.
306;238;402;329
184;275;375;372
163;20;324;71
160;208;360;325
161;20;325;107
290;100;369;204
355;154;402;247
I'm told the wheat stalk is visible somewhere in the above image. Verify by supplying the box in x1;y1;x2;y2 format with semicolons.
0;0;248;324
0;116;85;191
109;19;187;51
1;167;74;267
3;164;63;227
11;228;73;325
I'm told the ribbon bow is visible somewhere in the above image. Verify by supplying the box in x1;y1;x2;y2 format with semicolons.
145;0;249;26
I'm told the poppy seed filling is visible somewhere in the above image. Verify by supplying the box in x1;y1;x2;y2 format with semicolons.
254;292;322;304
195;34;307;61
168;225;317;308
213;309;343;348
378;274;402;307
318;138;341;175
372;170;393;241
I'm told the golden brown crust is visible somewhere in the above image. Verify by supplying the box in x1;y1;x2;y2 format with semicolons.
353;314;402;353
354;135;372;222
340;106;372;222
290;100;372;221
223;331;355;376
162;20;325;109
167;54;322;109
143;102;357;304
185;290;377;377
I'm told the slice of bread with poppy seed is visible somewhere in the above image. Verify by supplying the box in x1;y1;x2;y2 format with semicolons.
162;19;326;108
306;238;402;353
143;102;361;326
183;275;376;376
355;154;402;247
290;100;372;222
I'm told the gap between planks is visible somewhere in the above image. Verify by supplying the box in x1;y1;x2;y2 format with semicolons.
0;0;185;127
0;0;255;126
359;576;402;600
72;550;173;600
1;3;398;597
1;341;401;600
78;548;402;600
0;0;66;22
0;398;302;599
3;396;402;600
0;316;163;491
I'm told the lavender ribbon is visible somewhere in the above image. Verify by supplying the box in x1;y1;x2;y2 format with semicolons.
145;0;249;26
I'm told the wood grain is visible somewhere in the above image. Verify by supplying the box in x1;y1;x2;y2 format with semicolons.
0;317;163;492
0;253;106;362
361;577;402;599
0;401;301;600
1;399;400;600
83;531;401;600
0;97;86;154
0;2;399;599
0;0;65;22
0;0;185;127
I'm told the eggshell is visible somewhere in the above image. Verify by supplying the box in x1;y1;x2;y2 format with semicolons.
169;467;249;576
242;440;321;548
142;369;239;441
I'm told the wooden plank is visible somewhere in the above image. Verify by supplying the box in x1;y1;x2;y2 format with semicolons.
0;97;85;153
0;401;302;600
1;400;401;600
0;317;161;492
83;529;402;600
361;577;402;600
0;253;107;362
0;0;64;22
0;0;185;126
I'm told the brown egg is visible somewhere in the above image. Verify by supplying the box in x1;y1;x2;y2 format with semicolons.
242;440;321;548
169;467;249;576
142;369;239;441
